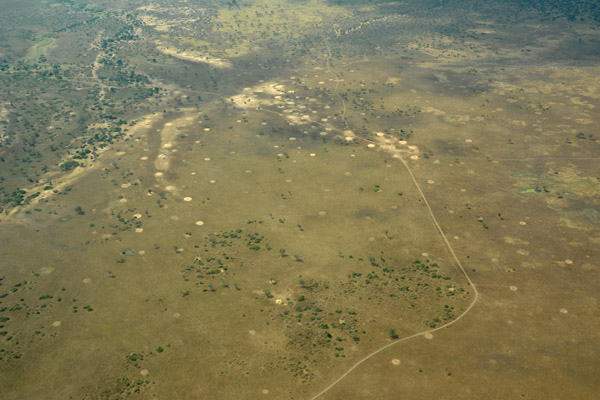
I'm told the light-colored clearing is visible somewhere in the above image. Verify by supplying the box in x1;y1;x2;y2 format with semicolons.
156;41;232;69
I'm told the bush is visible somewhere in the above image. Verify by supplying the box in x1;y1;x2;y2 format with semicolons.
60;160;80;171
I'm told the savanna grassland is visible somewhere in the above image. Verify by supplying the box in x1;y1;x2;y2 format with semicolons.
1;0;599;399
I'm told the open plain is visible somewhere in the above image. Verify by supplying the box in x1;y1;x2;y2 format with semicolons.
0;0;599;398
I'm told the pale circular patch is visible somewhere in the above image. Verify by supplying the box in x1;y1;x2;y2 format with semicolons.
448;210;455;214
318;211;327;216
289;137;296;141
427;180;435;184
275;299;282;305
119;198;128;203
320;131;327;136
204;127;210;131
391;359;401;366
410;155;419;160
166;185;176;191
183;197;192;202
345;136;354;141
173;313;181;318
154;172;163;177
519;221;527;225
249;330;256;335
460;189;466;192
465;139;473;143
424;333;433;340
310;153;316;157
559;308;568;314
138;250;145;255
398;140;407;145
285;179;292;183
454;236;459;240
367;144;376;148
121;183;131;188
376;132;385;137
140;369;149;377
262;389;269;395
491;258;499;262
195;221;205;226
83;278;92;284
204;157;211;161
133;214;142;219
163;143;172;149
509;286;518;291
245;170;252;174
135;228;144;233
421;252;429;257
564;259;573;265
344;172;352;176
208;180;216;184
52;321;61;327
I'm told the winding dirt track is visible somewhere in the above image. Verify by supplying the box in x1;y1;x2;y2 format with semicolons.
309;154;480;399
308;50;480;400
